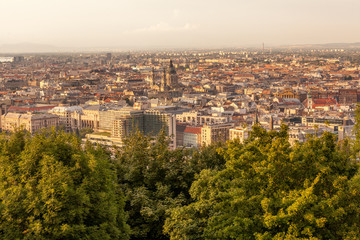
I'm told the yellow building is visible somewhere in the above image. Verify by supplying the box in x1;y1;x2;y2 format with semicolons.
201;123;234;146
229;127;250;143
1;112;59;133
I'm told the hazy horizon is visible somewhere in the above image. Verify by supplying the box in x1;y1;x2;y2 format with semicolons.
1;0;360;51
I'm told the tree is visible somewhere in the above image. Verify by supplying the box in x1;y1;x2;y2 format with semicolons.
0;129;130;240
78;127;94;138
164;125;360;239
115;131;189;239
352;104;360;159
115;131;226;240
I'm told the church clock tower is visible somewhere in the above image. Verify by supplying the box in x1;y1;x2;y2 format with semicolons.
166;60;178;88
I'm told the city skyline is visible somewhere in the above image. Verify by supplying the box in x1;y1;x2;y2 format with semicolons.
1;0;360;51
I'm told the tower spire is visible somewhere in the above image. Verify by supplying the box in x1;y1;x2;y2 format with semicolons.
160;67;166;92
150;67;155;86
167;59;178;88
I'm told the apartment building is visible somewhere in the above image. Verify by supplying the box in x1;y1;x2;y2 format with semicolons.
183;126;202;148
201;123;234;146
176;111;230;126
229;127;250;143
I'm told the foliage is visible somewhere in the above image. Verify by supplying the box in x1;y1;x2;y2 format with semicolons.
353;104;360;141
115;130;226;240
3;121;360;240
352;104;360;160
78;127;94;138
164;125;360;239
0;129;129;240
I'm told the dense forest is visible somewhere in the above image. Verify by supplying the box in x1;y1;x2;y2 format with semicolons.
0;122;360;239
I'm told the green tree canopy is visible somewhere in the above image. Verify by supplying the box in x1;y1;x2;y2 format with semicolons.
164;125;360;239
0;129;129;240
115;130;226;240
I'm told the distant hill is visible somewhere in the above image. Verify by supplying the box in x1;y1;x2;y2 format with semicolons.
0;43;129;53
1;42;360;53
0;43;59;53
282;42;360;49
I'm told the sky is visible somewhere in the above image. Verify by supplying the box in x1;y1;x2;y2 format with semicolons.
0;0;359;50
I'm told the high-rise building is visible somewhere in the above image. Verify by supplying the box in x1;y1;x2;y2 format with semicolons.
111;109;144;138
99;109;122;131
144;109;175;134
144;109;176;148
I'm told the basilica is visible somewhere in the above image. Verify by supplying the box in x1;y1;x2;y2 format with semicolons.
149;60;181;93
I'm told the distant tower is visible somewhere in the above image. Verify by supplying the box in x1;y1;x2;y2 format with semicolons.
269;115;273;130
150;67;155;86
166;60;178;88
253;110;259;126
307;92;313;109
262;43;265;53
160;68;167;92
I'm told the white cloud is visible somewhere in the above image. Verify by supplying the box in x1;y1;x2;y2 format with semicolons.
126;22;199;34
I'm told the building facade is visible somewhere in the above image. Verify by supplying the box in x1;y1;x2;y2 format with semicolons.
1;112;59;133
229;127;250;143
201;123;234;146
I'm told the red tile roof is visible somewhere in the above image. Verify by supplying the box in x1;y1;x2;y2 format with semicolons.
313;98;337;105
184;126;202;134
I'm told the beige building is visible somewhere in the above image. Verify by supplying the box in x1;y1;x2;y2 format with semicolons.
81;105;100;130
176;111;230;126
49;105;101;132
1;112;59;133
85;133;124;147
288;127;325;145
201;123;234;146
49;106;82;132
229;127;251;143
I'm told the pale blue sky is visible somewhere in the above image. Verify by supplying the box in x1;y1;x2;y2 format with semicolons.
0;0;359;49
